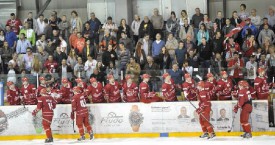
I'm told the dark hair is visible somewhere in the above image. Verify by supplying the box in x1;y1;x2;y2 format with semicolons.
10;13;15;16
144;33;150;37
119;42;125;45
240;4;246;9
179;40;184;44
200;23;206;30
171;11;176;17
181;10;187;16
233;52;239;55
107;16;112;20
44;18;49;23
71;10;78;16
263;17;268;20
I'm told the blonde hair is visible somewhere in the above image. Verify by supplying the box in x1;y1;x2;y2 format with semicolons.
32;55;41;72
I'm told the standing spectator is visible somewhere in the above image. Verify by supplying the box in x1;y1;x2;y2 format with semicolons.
31;55;42;75
0;30;5;47
37;46;49;66
131;14;141;45
228;52;244;84
43;19;53;40
230;11;242;27
102;16;118;38
264;6;275;27
119;32;132;54
0;41;13;73
35;14;45;36
199;14;213;31
50;11;62;28
75;32;85;55
7;64;17;84
24;12;34;29
242;35;258;62
238;4;250;21
222;18;235;38
210;53;226;77
5;25;17;49
87;12;101;45
118;42;130;75
36;34;48;51
134;42;147;70
175;41;187;69
6;13;22;35
159;47;171;69
168;63;183;85
185;34;196;53
82;39;97;62
74;57;85;78
53;47;67;65
102;44;117;67
117;19;131;41
179;10;190;27
246;55;257;86
49;15;59;30
82;22;92;41
166;11;178;38
100;30;117;50
249;9;261;28
139;16;154;39
182;61;194;76
22;47;34;73
44;55;58;73
151;8;164;39
16;33;32;54
259;17;273;32
197;23;209;46
126;57;141;84
211;31;223;55
69;28;78;49
197;37;212;75
58;15;71;43
138;33;152;56
258;24;275;45
266;46;275;83
179;18;194;41
165;33;178;61
67;49;78;71
143;56;160;92
241;18;258;39
187;50;199;68
214;11;226;30
58;59;73;79
191;8;204;41
152;33;165;62
47;30;60;55
209;22;220;40
84;55;97;79
59;36;68;54
19;22;36;46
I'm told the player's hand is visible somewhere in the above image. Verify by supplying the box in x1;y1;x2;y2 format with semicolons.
233;105;238;113
70;112;75;120
196;108;202;114
32;110;37;116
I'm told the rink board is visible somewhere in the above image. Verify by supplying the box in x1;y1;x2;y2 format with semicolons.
0;100;273;140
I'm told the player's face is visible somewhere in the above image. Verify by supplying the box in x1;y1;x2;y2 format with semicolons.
127;79;132;84
92;82;97;86
9;84;15;90
22;81;28;86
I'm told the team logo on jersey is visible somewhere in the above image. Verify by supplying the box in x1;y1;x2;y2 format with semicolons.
24;90;28;93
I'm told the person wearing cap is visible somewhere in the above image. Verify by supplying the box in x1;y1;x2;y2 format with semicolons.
182;73;197;101
216;71;233;100
241;18;258;39
103;74;122;103
6;13;22;35
86;77;105;103
59;78;73;104
204;73;217;100
122;74;139;102
254;68;272;100
228;51;244;84
139;74;162;103
6;81;21;105
20;77;37;105
161;73;177;102
37;76;47;98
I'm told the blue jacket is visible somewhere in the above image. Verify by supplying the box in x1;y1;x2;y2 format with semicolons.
152;40;165;57
241;24;258;38
197;30;209;46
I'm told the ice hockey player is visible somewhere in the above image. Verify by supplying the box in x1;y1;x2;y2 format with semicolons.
6;81;21;105
87;77;105;103
37;76;47;98
139;74;162;103
32;88;56;143
196;81;216;139
71;86;94;141
104;74;122;103
59;78;73;104
216;71;233;100
162;73;177;101
182;73;197;101
122;74;139;102
75;78;89;103
254;68;270;100
204;73;217;100
233;80;253;138
20;77;37;105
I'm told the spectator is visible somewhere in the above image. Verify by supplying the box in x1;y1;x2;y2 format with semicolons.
246;55;257;86
168;63;183;85
87;12;101;45
126;57;141;84
241;18;258;39
96;61;107;73
214;11;226;30
266;46;275;83
165;33;178;61
19;22;36;46
225;45;237;62
182;61;193;76
102;44;117;67
242;35;258;61
179;10;190;27
152;33;165;62
210;53;226;77
53;47;67;65
238;4;249;21
230;11;242;27
7;62;16;84
0;30;5;47
258;54;268;69
69;28;78;49
90;68;106;84
49;14;59;30
185;34;196;53
249;9;261;28
58;59;73;79
166;11;178;37
209;22;220;40
258;24;275;45
6;13;22;35
37;46;49;66
96;46;104;62
191;8;204;40
134;42;147;70
70;10;82;33
22;47;34;73
223;36;241;52
228;52;244;84
179;18;194;41
31;55;42;75
44;55;58;73
82;39;97;62
139;16;154;39
197;37;212;75
16;33;32;54
36;34;48;51
159;47;171;69
5;25;17;49
75;32;85;55
102;16;118;37
211;31;223;55
264;6;275;27
24;12;34;29
199;14;213;31
47;30;60;55
261;37;272;54
131;14;141;45
74;57;85;78
8;53;20;73
43;19;53;40
58;15;70;42
197;23;209;46
117;18;131;41
0;41;13;73
82;22;92;41
119;31;132;54
35;14;45;36
84;54;97;79
187;50;199;68
222;18;235;38
144;56;160;92
100;29;117;50
151;8;164;38
59;36;68;54
67;49;78;71
175;41;187;69
138;33;152;56
118;42;131;75
106;61;119;80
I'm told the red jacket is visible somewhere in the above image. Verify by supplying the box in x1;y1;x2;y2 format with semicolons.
21;84;37;105
139;81;161;103
36;95;56;117
236;88;252;109
228;58;244;78
37;84;47;98
254;76;270;100
60;82;73;104
87;82;105;103
49;88;61;104
104;81;122;103
162;82;177;102
122;82;139;102
223;42;241;52
216;78;233;100
7;87;21;105
72;93;89;116
6;18;22;35
44;60;58;73
182;79;197;101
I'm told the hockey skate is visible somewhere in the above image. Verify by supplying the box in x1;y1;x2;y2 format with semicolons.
207;133;216;139
45;138;53;143
90;132;94;140
77;135;86;141
243;132;252;139
199;133;209;138
240;132;246;137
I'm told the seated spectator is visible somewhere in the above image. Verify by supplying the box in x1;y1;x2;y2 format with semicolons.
0;41;13;73
165;33;178;61
19;22;35;46
134;42;147;70
152;33;165;62
185;34;196;53
126;57;141;84
159;47;171;69
67;49;78;71
74;32;85;55
175;41;187;69
82;39;97;62
22;47;34;73
102;16;118;37
84;54;97;79
119;31;132;55
117;18;131;41
197;23;209;46
179;18;194;41
5;25;17;49
58;59;73;79
214;11;226;30
106;62;119;81
258;24;275;46
138;33;152;56
74;57;85;79
53;46;67;65
36;34;48;51
211;53;226;77
100;30;117;50
138;16;154;39
187;50;199;68
44;55;58;73
16;33;32;54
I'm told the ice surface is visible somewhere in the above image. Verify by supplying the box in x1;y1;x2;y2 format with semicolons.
0;136;275;145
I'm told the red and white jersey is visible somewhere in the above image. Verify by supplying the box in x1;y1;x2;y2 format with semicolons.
21;84;37;105
60;82;73;104
104;81;122;103
44;60;58;73
216;78;233;100
236;88;252;109
77;82;87;89
49;88;61;104
254;76;269;97
122;82;139;102
7;87;21;105
182;79;197;101
6;18;22;35
162;81;176;102
37;84;47;98
87;82;105;103
223;42;241;52
198;90;211;108
139;81;150;100
204;79;217;100
36;95;56;117
72;93;89;116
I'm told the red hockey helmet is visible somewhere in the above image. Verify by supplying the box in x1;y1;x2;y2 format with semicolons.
220;71;227;76
162;73;170;79
90;77;97;83
73;86;82;93
7;81;14;87
184;73;191;79
142;74;151;79
206;73;214;78
40;88;48;96
62;78;68;84
197;81;205;88
238;80;249;88
125;75;131;80
39;76;45;81
258;67;265;74
107;74;114;80
22;77;28;82
75;78;82;83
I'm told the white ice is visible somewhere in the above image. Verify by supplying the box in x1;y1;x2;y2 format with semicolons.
1;136;275;145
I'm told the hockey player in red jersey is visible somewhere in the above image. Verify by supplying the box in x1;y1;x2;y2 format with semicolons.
32;88;56;143
75;78;90;103
162;73;177;101
37;77;47;98
87;77;105;103
196;81;215;139
233;80;253;138
122;75;139;102
182;73;197;101
104;74;122;103
204;73;217;100
254;68;270;100
6;81;21;105
139;74;162;103
20;77;37;105
216;71;233;100
59;78;73;104
46;83;61;104
71;86;94;141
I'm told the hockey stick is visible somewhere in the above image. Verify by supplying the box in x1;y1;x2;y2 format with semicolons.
228;112;236;132
72;112;76;133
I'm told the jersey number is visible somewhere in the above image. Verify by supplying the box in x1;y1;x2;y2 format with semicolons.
48;102;53;110
80;99;86;107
